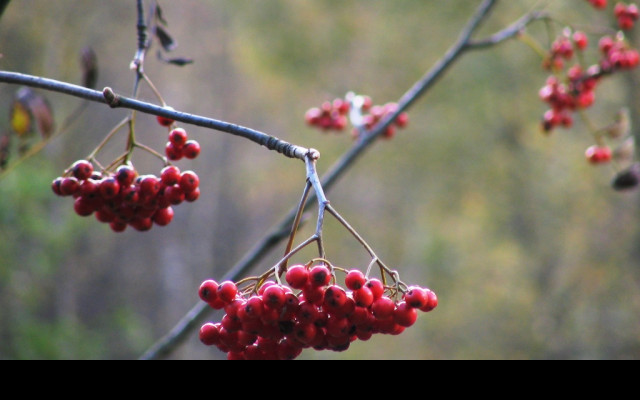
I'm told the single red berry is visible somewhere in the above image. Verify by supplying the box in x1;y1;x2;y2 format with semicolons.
51;177;64;196
309;265;332;287
365;278;385;301
71;160;94;180
404;286;428;309
129;217;153;232
179;170;200;193
109;220;127;233
164;185;185;205
139;175;161;198
323;285;348;311
60;177;80;196
73;197;95;217
353;286;375;308
286;264;309;289
371;296;395;320
217;280;238;304
305;107;322;126
165;142;184;161
99;177;121;200
198;280;219;303
573;31;589;50
169;128;188;147
153;207;174;226
115;165;137;186
262;285;286;310
276;339;303;361
240;296;264;320
420;289;439;312
183;140;201;159
345;269;366;290
184;187;200;202
586;145;613;164
199;323;221;346
394;301;418;327
160;165;181;185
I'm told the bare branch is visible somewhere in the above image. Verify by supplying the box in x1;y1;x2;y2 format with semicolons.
466;11;548;49
0;71;309;160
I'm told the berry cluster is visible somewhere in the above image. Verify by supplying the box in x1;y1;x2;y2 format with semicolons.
52;127;201;232
198;265;437;360
539;29;639;133
305;94;409;140
164;127;201;161
615;3;640;30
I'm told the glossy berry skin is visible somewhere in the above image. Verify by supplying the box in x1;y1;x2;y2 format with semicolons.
115;165;137;187
179;171;200;193
199;280;219;303
165;142;183;161
371;296;395;320
394;301;418;327
99;177;121;200
199;323;221;346
183;140;201;159
161;165;181;186
157;116;175;127
262;285;286;310
353;286;375;308
169;128;188;147
309;265;332;287
71;160;94;180
404;287;428;309
217;281;238;304
152;206;174;226
365;278;385;301
345;269;366;290
286;265;309;289
59;177;80;196
420;290;439;312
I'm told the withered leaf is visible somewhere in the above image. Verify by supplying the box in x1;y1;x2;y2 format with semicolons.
0;132;11;169
155;3;168;26
10;98;31;136
157;51;194;67
154;25;177;52
14;87;55;139
80;46;98;89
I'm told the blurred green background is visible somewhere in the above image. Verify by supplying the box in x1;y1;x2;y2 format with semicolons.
1;0;640;360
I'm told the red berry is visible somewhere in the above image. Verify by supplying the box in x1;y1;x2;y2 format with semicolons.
309;265;332;287
286;265;309;289
371;296;395;320
183;140;201;159
109;220;127;233
394;301;418;327
199;323;221;346
130;217;153;232
169;128;188;147
99;177;121;200
262;285;286;310
345;269;366;290
353;287;375;308
139;175;161;198
573;31;589;50
365;278;385;301
198;280;219;303
60;177;80;196
179;170;200;193
160;165;181;186
51;177;64;196
404;287;428;309
74;197;95;217
420;289;439;312
153;207;174;226
165;142;184;161
184;187;200;203
217;281;238;304
586;145;612;164
164;185;185;205
323;285;348;311
115;165;137;186
71;160;94;180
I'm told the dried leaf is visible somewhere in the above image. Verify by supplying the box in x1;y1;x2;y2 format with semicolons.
612;163;640;191
157;51;194;67
154;25;177;52
80;46;98;89
155;4;168;26
14;87;55;139
10;98;31;136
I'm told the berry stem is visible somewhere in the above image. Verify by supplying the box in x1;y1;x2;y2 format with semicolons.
280;181;313;274
86;116;130;162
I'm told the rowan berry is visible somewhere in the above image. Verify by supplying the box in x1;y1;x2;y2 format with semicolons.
179;170;200;193
169;128;188;147
183;140;201;159
285;264;309;289
71;160;94;180
217;281;238;303
345;269;366;290
309;265;331;287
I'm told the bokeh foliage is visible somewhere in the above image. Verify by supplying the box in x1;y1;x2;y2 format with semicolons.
1;0;639;359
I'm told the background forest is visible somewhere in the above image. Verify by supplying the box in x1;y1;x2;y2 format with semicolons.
1;0;640;360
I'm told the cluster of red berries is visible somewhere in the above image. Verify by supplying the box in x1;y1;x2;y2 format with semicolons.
615;3;640;30
198;265;437;360
305;95;409;140
164;127;201;161
539;28;640;133
52;127;201;232
304;98;350;131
